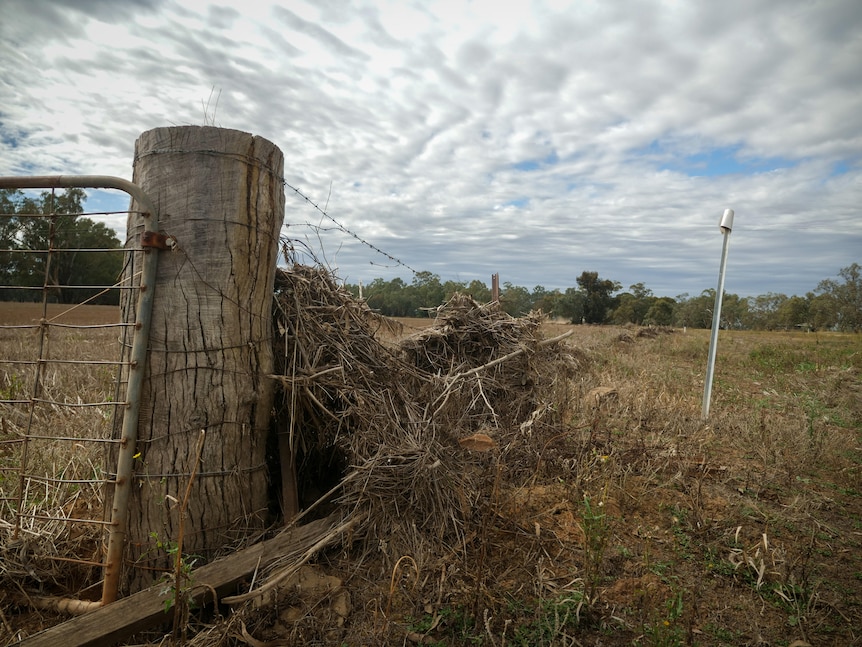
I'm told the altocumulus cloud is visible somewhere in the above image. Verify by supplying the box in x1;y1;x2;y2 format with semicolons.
1;0;860;297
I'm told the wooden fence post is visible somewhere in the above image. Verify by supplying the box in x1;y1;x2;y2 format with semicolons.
119;126;284;593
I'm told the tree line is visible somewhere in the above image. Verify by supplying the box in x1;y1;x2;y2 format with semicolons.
1;188;123;305
347;266;862;332
2;188;859;331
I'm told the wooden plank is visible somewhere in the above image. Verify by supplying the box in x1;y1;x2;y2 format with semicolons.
18;515;335;647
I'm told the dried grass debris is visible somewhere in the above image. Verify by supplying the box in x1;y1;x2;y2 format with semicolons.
271;267;582;560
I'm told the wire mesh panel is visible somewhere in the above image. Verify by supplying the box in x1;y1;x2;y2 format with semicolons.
0;180;157;605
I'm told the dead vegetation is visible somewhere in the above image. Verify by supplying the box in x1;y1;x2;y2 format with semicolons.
270;265;583;566
0;319;121;610
1;268;861;646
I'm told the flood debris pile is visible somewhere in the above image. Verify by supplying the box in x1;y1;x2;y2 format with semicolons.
400;292;544;431
271;266;582;561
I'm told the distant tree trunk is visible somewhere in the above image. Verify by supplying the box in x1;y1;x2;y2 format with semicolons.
119;126;284;593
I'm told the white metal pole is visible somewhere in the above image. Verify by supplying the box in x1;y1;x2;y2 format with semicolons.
702;209;734;420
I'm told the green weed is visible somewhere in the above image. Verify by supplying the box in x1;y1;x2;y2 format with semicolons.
638;589;685;647
507;593;586;647
580;492;610;601
0;372;25;400
149;531;199;614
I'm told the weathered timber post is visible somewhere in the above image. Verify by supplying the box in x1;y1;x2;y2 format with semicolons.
119;126;284;593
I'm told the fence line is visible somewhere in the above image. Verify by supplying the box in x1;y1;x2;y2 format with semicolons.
282;178;419;276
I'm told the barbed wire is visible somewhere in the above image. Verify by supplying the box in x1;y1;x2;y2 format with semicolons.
129;146;421;275
282;180;418;276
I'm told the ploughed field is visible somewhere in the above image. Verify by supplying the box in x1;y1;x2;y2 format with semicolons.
0;301;120;325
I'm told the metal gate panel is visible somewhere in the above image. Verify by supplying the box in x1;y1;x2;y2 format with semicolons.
0;176;161;606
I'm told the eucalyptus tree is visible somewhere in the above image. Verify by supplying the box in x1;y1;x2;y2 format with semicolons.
576;271;621;324
0;188;122;303
816;263;861;332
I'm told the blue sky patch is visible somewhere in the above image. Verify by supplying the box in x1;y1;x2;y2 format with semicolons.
85;189;131;215
513;150;559;172
514;159;540;171
640;141;798;177
504;197;529;208
0;131;19;149
0;116;20;149
830;160;853;176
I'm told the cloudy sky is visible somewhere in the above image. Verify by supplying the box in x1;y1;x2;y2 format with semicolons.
2;0;860;298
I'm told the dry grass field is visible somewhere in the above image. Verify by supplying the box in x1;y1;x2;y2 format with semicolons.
0;301;120;326
0;301;125;636
1;303;861;646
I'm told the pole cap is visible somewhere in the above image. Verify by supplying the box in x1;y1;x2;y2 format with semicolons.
719;208;734;233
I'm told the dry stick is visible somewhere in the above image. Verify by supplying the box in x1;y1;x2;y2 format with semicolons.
302;386;343;423
188;582;220;619
268;365;343;384
431;329;574;418
385;555;418;617
239;620;289;647
287;297;302;483
247;555;263;593
24;596;101;615
172;428;206;641
473;374;498;425
0;598;13;636
265;468;360;538
279;307;308;522
221;513;367;605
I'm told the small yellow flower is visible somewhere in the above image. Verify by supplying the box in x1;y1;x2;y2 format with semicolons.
133;452;141;460
663;620;670;627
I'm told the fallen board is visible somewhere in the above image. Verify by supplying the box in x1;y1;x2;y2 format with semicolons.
18;515;337;647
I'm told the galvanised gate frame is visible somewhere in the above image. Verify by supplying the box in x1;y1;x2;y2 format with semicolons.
0;175;161;606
